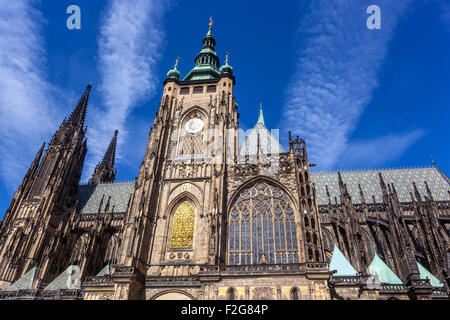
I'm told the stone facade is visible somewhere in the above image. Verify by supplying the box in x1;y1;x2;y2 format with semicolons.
0;23;449;301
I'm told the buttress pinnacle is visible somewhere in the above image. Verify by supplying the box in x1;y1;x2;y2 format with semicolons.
68;84;91;128
88;130;119;185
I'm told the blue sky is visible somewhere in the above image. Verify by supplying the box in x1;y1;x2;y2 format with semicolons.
0;0;449;218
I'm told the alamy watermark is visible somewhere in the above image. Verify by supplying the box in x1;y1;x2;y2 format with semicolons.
366;5;381;30
66;5;81;30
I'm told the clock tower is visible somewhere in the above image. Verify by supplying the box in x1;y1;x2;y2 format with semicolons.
112;19;238;299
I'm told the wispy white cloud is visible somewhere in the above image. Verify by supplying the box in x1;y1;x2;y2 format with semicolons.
340;129;428;168
86;0;167;179
0;1;61;190
281;0;415;169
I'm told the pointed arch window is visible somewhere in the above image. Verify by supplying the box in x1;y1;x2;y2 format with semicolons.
170;201;195;249
71;233;89;265
228;288;236;300
228;181;299;265
291;287;300;300
104;234;119;265
180;114;205;157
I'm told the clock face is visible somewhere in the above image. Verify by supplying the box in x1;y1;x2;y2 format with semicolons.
185;118;204;134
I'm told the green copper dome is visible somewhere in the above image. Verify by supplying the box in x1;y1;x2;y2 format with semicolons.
220;54;233;75
167;59;181;80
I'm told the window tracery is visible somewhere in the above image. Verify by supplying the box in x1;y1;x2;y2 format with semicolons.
104;234;119;265
71;233;88;264
228;181;299;265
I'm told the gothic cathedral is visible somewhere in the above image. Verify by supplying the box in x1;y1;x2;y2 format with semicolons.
0;22;449;301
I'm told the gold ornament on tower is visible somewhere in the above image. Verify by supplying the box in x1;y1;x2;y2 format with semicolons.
170;201;195;248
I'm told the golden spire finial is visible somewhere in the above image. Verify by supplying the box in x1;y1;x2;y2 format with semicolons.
209;16;213;28
225;51;229;62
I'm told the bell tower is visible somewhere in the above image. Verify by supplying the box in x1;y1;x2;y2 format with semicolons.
113;19;238;299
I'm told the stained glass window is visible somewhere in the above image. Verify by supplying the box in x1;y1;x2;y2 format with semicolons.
170;201;195;248
228;181;299;265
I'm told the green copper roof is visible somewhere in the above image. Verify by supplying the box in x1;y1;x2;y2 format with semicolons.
183;23;221;81
220;54;234;75
368;253;403;284
239;103;285;156
96;264;111;277
44;265;81;290
417;262;444;287
167;59;181;80
329;244;358;276
257;103;265;125
5;266;38;291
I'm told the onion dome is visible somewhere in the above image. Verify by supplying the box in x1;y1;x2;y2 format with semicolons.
167;58;181;80
220;53;233;75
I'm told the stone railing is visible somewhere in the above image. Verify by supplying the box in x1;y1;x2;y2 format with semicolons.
0;289;83;300
431;287;448;296
199;262;329;277
146;276;201;287
380;284;408;291
330;276;361;284
83;275;114;287
410;278;432;288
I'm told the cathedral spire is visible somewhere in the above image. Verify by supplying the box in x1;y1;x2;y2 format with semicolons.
68;84;91;128
88;130;119;185
257;102;265;126
20;142;45;191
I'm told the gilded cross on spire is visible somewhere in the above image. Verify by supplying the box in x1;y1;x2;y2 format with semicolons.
209;16;213;28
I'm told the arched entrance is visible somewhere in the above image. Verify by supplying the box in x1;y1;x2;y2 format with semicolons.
151;290;195;300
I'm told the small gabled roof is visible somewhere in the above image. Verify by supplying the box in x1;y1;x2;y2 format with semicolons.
329;244;358;276
43;265;80;291
368;253;403;284
96;264;110;277
5;266;38;291
417;262;444;287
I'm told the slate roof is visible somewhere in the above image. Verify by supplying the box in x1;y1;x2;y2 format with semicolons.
311;167;450;205
76;182;134;214
239;122;286;156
